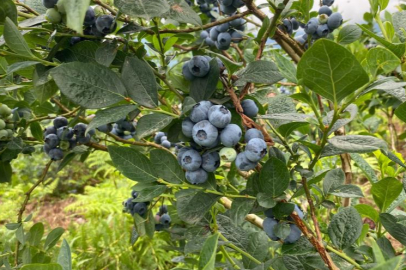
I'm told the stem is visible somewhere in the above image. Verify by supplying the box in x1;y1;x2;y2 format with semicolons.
142;108;179;118
17;11;35;18
151;67;184;101
220;246;241;269
218;233;263;265
326;246;362;269
15;2;40;15
15;160;53;265
0;49;59;67
153;18;167;68
265;120;295;156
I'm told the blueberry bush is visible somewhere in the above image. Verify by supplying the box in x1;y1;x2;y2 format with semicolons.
1;0;406;269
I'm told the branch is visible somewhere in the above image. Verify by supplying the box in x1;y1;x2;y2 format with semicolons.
15;2;39;16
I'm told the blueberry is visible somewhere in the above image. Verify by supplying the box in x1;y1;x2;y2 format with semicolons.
43;144;51;155
291;18;300;30
97;124;113;133
263;217;280;241
205;37;216;47
235;24;245;31
188;56;211;78
160;213;171;226
231;30;243;43
159;205;168;215
216;23;230;32
264;208;274;218
208;105;231;128
192;120;219;147
294;205;304;219
69;138;77;150
244;129;264;143
132;202;147;216
232;0;245;8
215;40;230;51
77;134;91;144
154;132;166;144
210;27;220;41
117;120;135;132
200;30;209;39
319;5;332;16
53;116;68;129
327;13;343;30
182;61;195;81
177;146;192;165
91;24;106;37
155;223;165;231
182;118;195;137
45;134;59;149
57;127;74;141
160;136;168;143
70;37;83;46
202;151;220;172
220;124;242;147
316;24;329;37
186;169;208;184
245;138;267;162
132;190;138;199
161;140;171;149
322;0;334;6
221;0;233;5
220;4;237;15
45;8;62;24
235;152;257;171
190;101;213;122
48;148;64;161
95;15;117;34
282;19;293;34
304;18;319;35
219;147;237;162
84;7;96;26
284;224;301;244
295;34;307;45
43;0;58;8
217;32;232;48
241;100;259;118
124;198;134;210
181;149;202;171
74;123;87;136
199;3;210;12
229;18;244;28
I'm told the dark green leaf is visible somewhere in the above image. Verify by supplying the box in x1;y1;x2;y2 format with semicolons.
135;113;174;139
328;207;362;249
117;23;149;34
259;157;290;197
350;153;378;183
4;17;33;57
380;213;406;245
57;239;72;270
370;256;403;270
176;190;220;224
377;237;396;259
16;225;25;245
236;60;283;86
272;51;297;84
7;61;40;74
330;185;364;198
278;122;309;137
323;104;358;135
257;193;276;208
198;233;219;270
165;0;202;26
95;42;118;67
242;231;269;269
395;101;406;124
323;168;345;195
281;237;315;255
20;264;63;270
229;198;255;225
354;204;379;223
273;202;295;220
337;25;362;45
217;214;250;249
274;222;291;239
362;78;406;102
44;227;65;250
297;39;369;104
0;161;12;183
51;62;127;109
150;149;185;184
371;177;402;212
0;0;17;25
56;41;99;63
108;145;158;182
30;122;43;142
190;59;219;102
321;135;387;157
114;0;170;20
28;223;44;247
86;105;137;132
121;57;158;108
132;185;166;202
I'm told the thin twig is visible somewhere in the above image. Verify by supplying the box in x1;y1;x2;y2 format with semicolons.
15;2;39;16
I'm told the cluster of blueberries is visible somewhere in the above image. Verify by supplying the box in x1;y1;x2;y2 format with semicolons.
96;118;136;140
182;55;223;81
295;0;343;45
123;191;171;231
198;0;245;16
0;104;15;141
43;116;95;161
154;132;173;149
42;0;117;45
263;205;303;244
201;18;245;50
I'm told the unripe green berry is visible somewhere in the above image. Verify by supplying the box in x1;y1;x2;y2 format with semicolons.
0;119;5;130
0;104;11;116
219;147;237;162
46;8;62;24
6;123;14;129
6;129;13;137
0;130;8;141
318;14;329;24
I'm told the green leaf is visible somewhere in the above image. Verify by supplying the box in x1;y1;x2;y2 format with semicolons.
7;61;40;74
229;198;255;225
216;214;250;249
370;256;403;270
362;77;406;102
150;149;185;184
16;224;25;245
323;168;345;195
95;42;118;67
20;264;63;270
267;95;297;128
62;0;91;34
0;161;12;183
395;101;406;124
57;239;72;270
30;121;43;142
371;177;402;212
297;39;369;104
56;41;99;63
44;227;65;250
4;17;33;57
165;0;202;26
108;145;158;182
0;0;17;25
236;60;284;86
24;0;47;14
354;204;379;223
175;189;220;224
393;11;406;42
323;104;358;135
132;185;166;202
376;237;396;259
367;47;401;76
328;207;362;249
256;193;277;208
198;233;219;270
337;25;362;45
86;105;137;132
50;62;126;109
274;222;291;240
278;122;309;138
321;135;387;157
330;185;364;198
272;51;297;84
259;157;290;197
350;153;378;183
242;231;269;269
281;237;315;255
28;222;44;247
114;0;170;20
57;153;77;172
121;57;158;108
135;113;174;139
380;213;406;245
273;202;295;220
190;59;219;102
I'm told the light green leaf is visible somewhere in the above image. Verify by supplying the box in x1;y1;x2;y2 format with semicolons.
297;39;369;104
4;17;33;57
370;256;403;270
28;222;44;247
350;153;378;183
328;207;362;249
361;77;406;102
132;185;166;202
50;62;127;109
150;149;185;184
354;204;379;223
135;113;174;139
393;11;406;42
321;135;387;157
367;47;401;76
236;60;284;86
62;0;91;34
21;264;63;270
114;0;170;20
86;105;137;133
7;61;40;74
330;185;364;198
44;227;65;250
371;177;402;212
229;198;255;225
198;233;219;270
337;25;362;45
57;239;72;270
272;51;297;84
259;157;290;197
395;101;406;124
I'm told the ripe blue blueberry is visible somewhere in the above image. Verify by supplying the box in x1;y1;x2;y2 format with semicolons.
44;126;57;137
73;123;87;136
132;190;138;199
200;30;209;39
124;198;134;211
57;127;74;141
304;18;319;35
232;0;245;8
192;120;218;147
210;27;220;41
244;129;264;143
291;18;300;30
48;148;64;161
45;134;59;149
235;23;245;31
221;0;233;5
199;3;210;12
161;140;171;149
216;23;230;32
241;100;259;118
245;138;267;162
202;151;220;172
284;224;301;244
263;217;280;241
282;19;293;34
186;168;208;184
154;132;166;144
190;101;213;123
84;7;96;26
160;136;168;144
220;4;237;15
264;208;274;218
188;56;211;78
205;37;216;47
217;32;232;48
322;0;334;6
182;62;195;81
95;15;117;34
77;134;91;144
229;18;244;28
208;105;231;128
132;202;147;216
235;152;258;171
177;146;192;165
316;24;329;37
160;213;171;226
230;30;243;43
155;223;165;231
181;149;202;171
220;124;242;147
53;116;68;129
219;147;237;162
319;5;332;16
327;13;343;30
97;124;113;133
159;205;168;215
69;138;77;150
43;0;58;8
182;118;194;137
